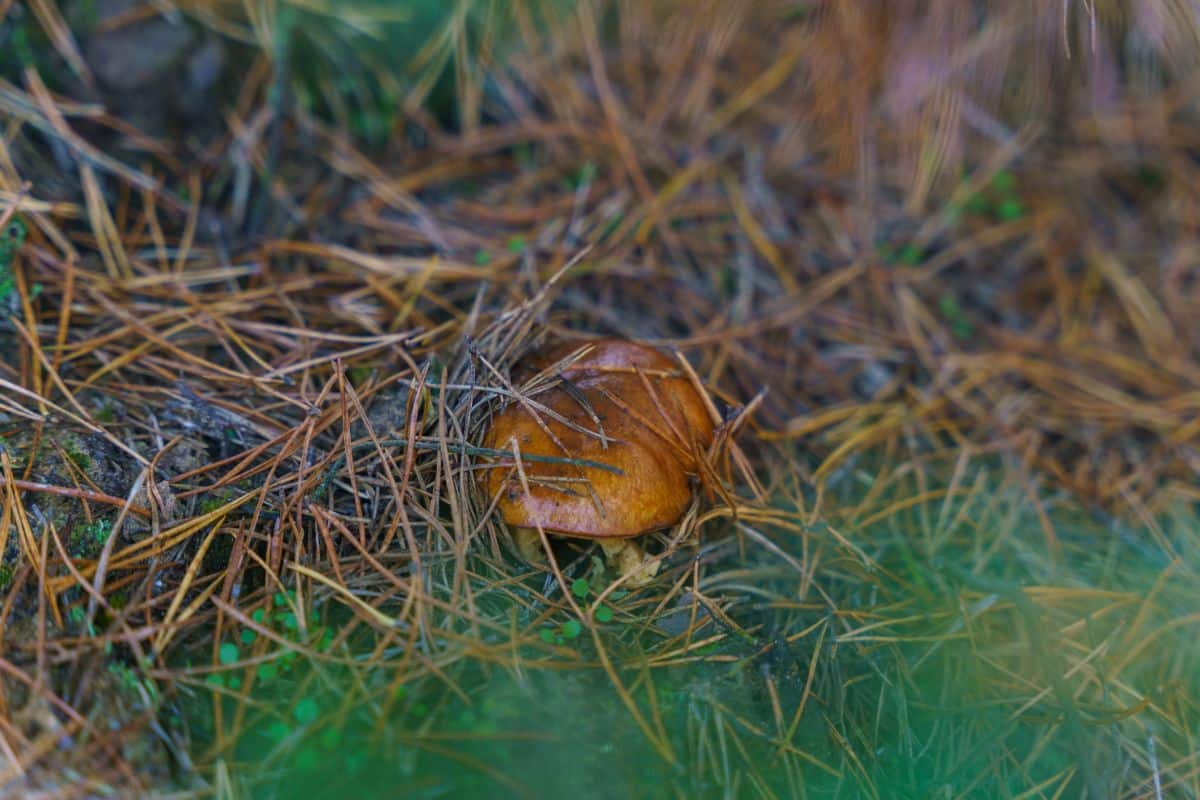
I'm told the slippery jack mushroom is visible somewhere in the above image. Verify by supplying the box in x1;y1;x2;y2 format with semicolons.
479;339;717;586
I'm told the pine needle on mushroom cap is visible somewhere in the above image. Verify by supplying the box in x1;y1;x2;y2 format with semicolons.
480;339;717;540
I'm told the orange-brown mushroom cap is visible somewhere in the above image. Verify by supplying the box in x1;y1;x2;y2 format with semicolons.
480;339;716;539
522;339;715;456
525;338;686;375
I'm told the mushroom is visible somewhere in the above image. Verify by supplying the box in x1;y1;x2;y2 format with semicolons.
479;339;716;585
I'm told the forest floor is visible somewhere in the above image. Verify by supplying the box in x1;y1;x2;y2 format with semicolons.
1;2;1199;798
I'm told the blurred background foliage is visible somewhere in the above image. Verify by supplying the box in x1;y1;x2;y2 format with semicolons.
2;0;577;142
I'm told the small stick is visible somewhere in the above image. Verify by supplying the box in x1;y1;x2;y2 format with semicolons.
0;478;151;518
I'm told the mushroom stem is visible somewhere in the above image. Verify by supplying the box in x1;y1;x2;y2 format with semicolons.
513;527;545;564
600;539;662;587
514;527;662;586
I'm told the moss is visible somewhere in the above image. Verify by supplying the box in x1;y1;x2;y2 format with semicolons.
63;439;93;470
197;496;226;515
94;401;117;424
5;426;135;504
0;430;33;473
69;518;113;559
197;487;242;516
346;366;373;387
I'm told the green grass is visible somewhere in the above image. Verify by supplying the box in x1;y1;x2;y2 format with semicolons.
282;0;575;140
175;452;1199;798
